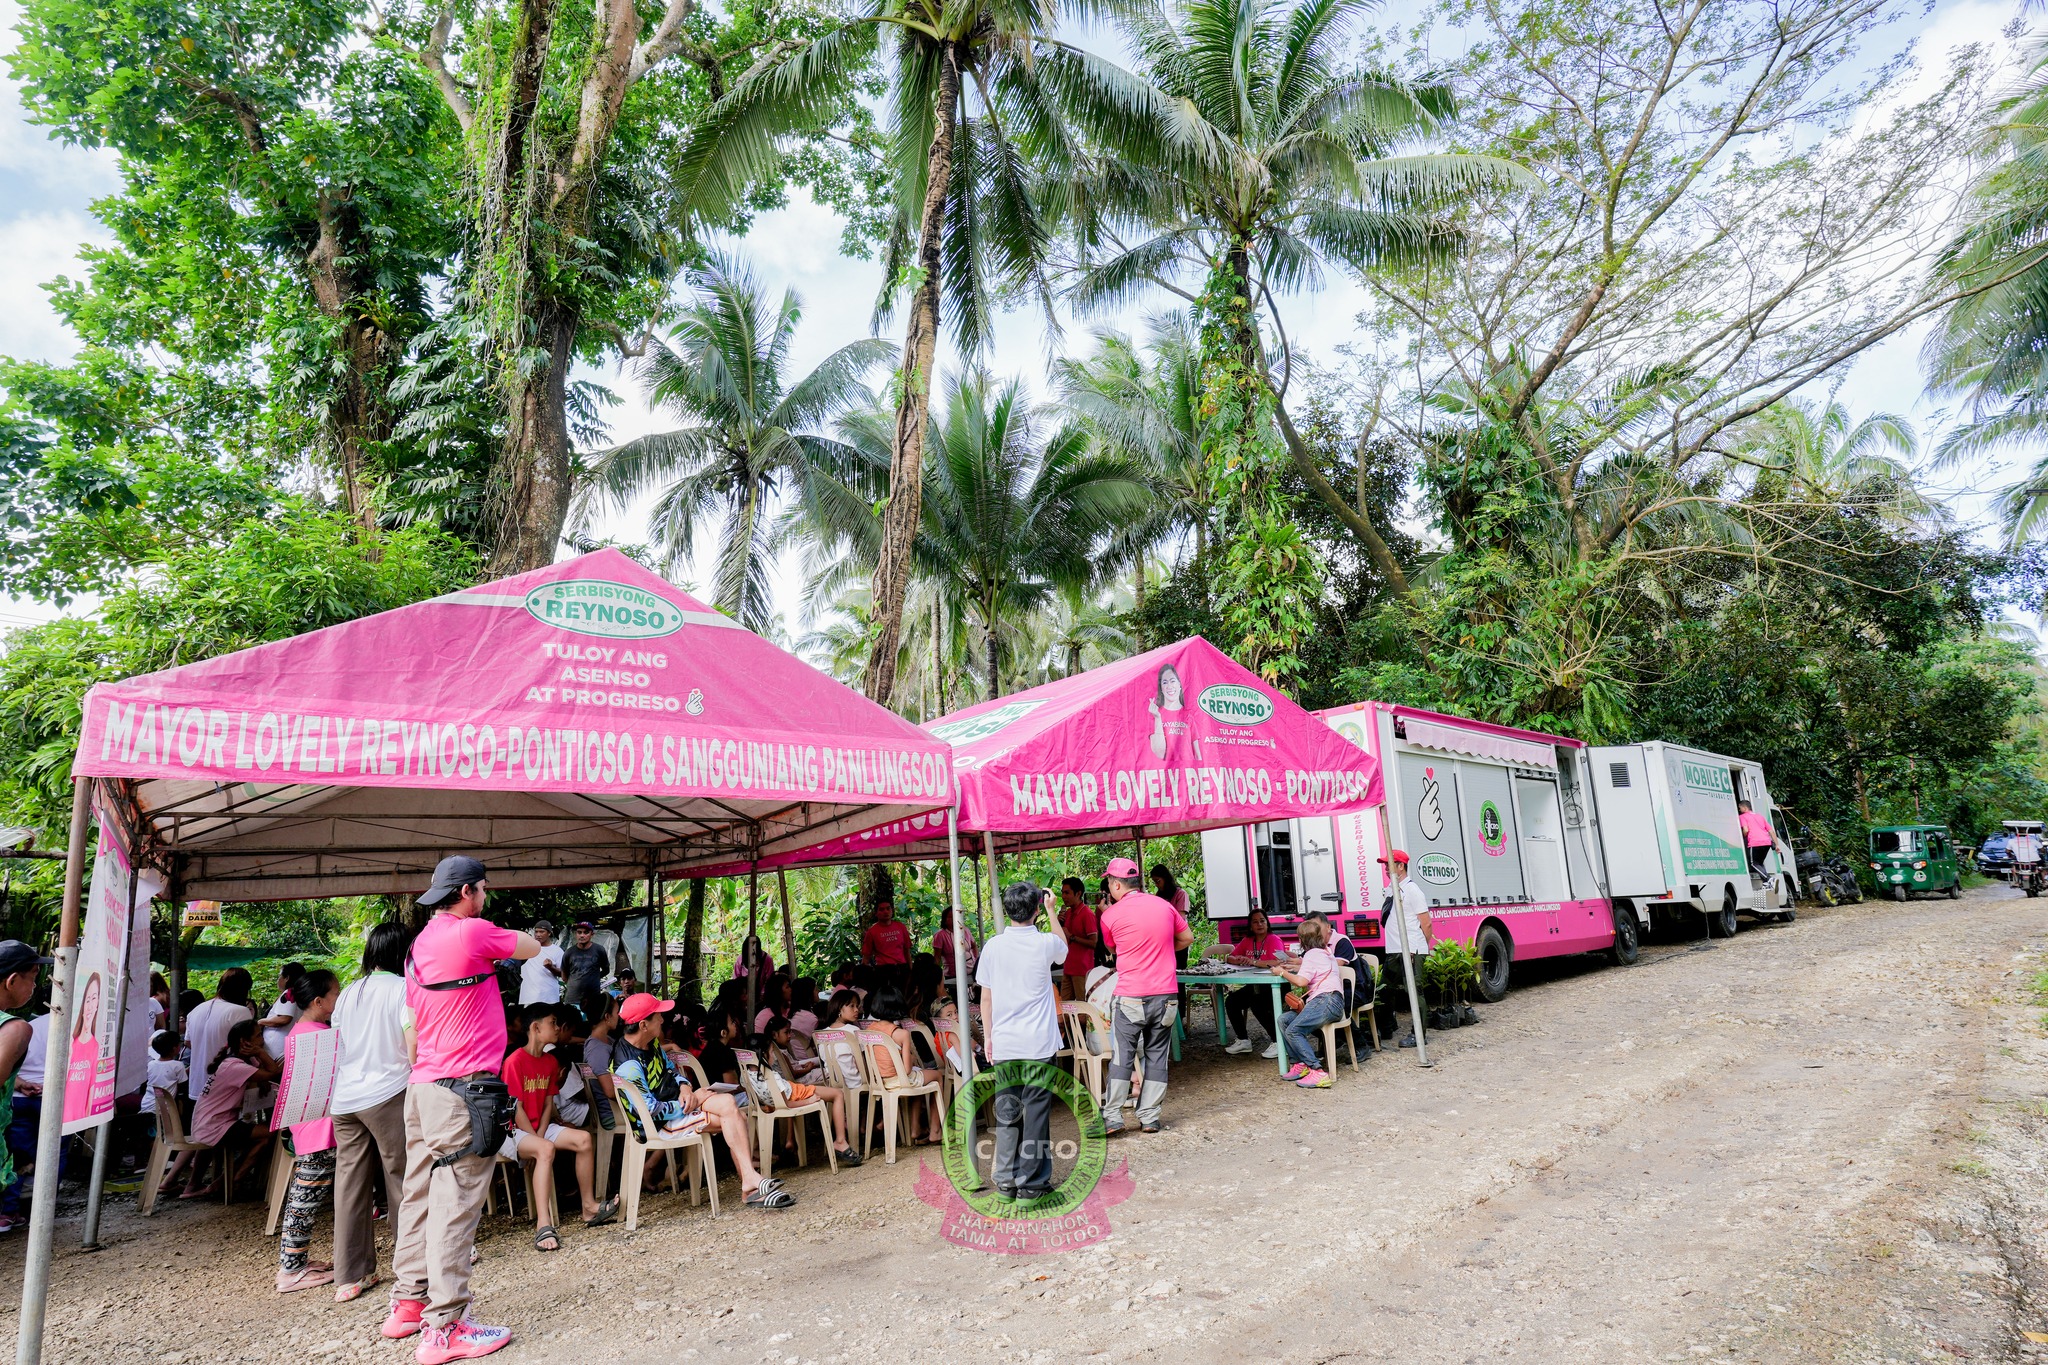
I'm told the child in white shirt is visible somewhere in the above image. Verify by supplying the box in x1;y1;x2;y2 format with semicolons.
142;1031;187;1115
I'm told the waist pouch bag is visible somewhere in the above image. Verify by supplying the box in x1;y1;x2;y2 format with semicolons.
431;1075;517;1168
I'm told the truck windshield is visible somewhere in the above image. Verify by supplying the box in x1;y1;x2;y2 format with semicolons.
1872;831;1917;855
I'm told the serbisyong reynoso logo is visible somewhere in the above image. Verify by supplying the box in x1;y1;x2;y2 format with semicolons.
1477;799;1507;855
915;1058;1132;1254
1417;851;1461;884
1197;682;1275;726
524;578;688;639
927;700;1044;745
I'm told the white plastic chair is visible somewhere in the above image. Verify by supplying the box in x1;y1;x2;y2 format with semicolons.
813;1026;872;1145
1059;1001;1112;1107
733;1048;836;1180
1317;966;1361;1074
856;1028;943;1164
263;1129;296;1234
574;1062;625;1196
610;1073;716;1229
139;1087;216;1216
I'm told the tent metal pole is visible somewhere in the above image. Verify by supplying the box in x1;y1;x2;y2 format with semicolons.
982;832;999;943
970;859;983;941
1134;827;1146;882
655;872;667;996
746;866;760;1021
80;862;140;1250
18;778;92;1365
776;868;796;979
1379;806;1428;1068
945;807;977;1188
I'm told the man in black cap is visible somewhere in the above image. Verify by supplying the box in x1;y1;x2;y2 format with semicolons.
558;921;609;1020
385;857;540;1362
0;941;47;1234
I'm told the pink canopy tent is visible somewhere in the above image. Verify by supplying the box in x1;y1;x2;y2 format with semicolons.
702;636;1382;875
17;550;965;1360
68;548;954;899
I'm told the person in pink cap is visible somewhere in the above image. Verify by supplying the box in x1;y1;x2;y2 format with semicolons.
1098;856;1191;1135
384;856;542;1363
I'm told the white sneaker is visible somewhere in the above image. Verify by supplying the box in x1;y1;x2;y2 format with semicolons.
1260;1042;1279;1060
1224;1039;1253;1055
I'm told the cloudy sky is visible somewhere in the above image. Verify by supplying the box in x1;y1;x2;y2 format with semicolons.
0;0;2026;639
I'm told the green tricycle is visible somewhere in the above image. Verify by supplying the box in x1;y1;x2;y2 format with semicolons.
1867;824;1962;901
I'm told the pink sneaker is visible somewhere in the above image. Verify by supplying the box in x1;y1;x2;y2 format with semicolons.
415;1318;514;1363
1281;1062;1310;1081
381;1299;426;1340
1295;1068;1333;1089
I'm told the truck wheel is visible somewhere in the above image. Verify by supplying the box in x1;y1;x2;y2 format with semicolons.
1891;884;1907;903
1947;880;1961;900
1609;905;1641;966
1777;905;1797;924
1475;924;1512;1002
1707;893;1737;938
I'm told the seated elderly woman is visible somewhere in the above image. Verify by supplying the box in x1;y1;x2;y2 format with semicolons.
1223;910;1289;1058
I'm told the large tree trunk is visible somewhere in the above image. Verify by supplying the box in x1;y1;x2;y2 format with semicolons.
305;199;397;531
863;42;961;706
984;609;999;699
489;297;580;574
678;877;706;1007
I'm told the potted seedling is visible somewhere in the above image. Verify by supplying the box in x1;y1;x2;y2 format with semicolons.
1421;940;1481;1029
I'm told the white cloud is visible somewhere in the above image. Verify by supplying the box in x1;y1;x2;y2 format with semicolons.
0;210;105;363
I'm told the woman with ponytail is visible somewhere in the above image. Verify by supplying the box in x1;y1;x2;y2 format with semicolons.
274;968;340;1292
181;1018;280;1199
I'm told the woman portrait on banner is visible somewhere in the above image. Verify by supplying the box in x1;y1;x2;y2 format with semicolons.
64;972;104;1122
1148;664;1186;761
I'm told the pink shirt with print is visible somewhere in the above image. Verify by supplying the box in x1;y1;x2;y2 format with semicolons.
1100;891;1188;997
407;911;520;1084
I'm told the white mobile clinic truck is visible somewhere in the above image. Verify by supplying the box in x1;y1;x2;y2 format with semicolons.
1587;740;1798;938
1202;705;1797;999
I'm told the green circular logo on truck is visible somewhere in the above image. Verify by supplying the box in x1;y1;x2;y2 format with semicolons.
524;579;688;639
1196;684;1274;726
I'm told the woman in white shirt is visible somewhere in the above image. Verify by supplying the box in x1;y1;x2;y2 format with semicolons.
328;923;415;1303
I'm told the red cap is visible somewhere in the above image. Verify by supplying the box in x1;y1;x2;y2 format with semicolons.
620;993;674;1025
1105;857;1141;879
1378;849;1412;865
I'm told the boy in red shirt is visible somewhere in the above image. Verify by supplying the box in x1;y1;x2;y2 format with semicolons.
498;1005;616;1252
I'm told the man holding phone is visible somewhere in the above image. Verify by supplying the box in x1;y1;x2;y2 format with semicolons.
972;881;1069;1200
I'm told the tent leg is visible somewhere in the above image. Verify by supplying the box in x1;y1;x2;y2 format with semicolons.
981;833;999;942
18;779;91;1365
81;864;139;1250
970;859;984;941
947;809;979;1190
777;869;796;980
655;873;666;996
1135;829;1146;882
745;866;760;1021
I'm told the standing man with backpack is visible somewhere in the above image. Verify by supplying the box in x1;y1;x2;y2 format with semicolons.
384;857;541;1363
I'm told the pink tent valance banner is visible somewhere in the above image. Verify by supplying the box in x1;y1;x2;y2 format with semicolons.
70;550;953;900
712;637;1383;871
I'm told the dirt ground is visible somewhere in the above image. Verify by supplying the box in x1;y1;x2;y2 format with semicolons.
6;883;2048;1364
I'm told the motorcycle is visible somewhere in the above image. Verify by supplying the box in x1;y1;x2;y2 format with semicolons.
1796;849;1863;906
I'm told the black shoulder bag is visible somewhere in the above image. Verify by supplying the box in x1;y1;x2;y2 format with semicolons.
408;949;518;1168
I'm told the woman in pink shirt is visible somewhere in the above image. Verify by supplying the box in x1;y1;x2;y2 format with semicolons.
1737;800;1774;879
274;969;340;1292
183;1019;281;1199
1223;910;1287;1056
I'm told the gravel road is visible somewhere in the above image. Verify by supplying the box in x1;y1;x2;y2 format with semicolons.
5;884;2044;1364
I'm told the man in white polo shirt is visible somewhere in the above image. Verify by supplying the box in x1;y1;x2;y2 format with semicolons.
972;880;1069;1201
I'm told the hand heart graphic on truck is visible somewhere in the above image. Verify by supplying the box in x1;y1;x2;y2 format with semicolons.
1418;767;1445;841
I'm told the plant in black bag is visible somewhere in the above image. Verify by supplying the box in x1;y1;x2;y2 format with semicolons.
1420;941;1481;1030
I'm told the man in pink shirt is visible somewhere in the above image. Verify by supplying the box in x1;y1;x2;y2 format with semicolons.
1737;800;1774;881
1098;857;1191;1135
384;856;540;1363
861;898;914;991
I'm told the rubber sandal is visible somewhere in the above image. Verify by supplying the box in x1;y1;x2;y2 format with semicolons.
334;1275;380;1303
532;1225;560;1252
744;1183;796;1210
276;1266;335;1293
833;1147;862;1167
582;1198;619;1229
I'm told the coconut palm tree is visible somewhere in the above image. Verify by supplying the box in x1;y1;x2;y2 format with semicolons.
1063;0;1529;589
794;373;1154;698
576;252;893;633
1928;34;2048;545
1732;399;1926;518
1054;317;1215;575
675;0;1169;703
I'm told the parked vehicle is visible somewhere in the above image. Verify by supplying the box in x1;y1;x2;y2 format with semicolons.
1588;741;1799;938
1867;824;1962;901
1998;820;2045;898
1796;849;1863;906
1976;831;2017;876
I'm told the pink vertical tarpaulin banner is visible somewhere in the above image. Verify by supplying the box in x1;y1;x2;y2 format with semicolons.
62;793;160;1135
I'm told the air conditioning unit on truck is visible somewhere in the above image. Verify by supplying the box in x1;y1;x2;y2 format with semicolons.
1202;703;1638;1002
1587;741;1798;938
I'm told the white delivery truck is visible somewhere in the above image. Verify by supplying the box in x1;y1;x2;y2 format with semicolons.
1587;741;1798;938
